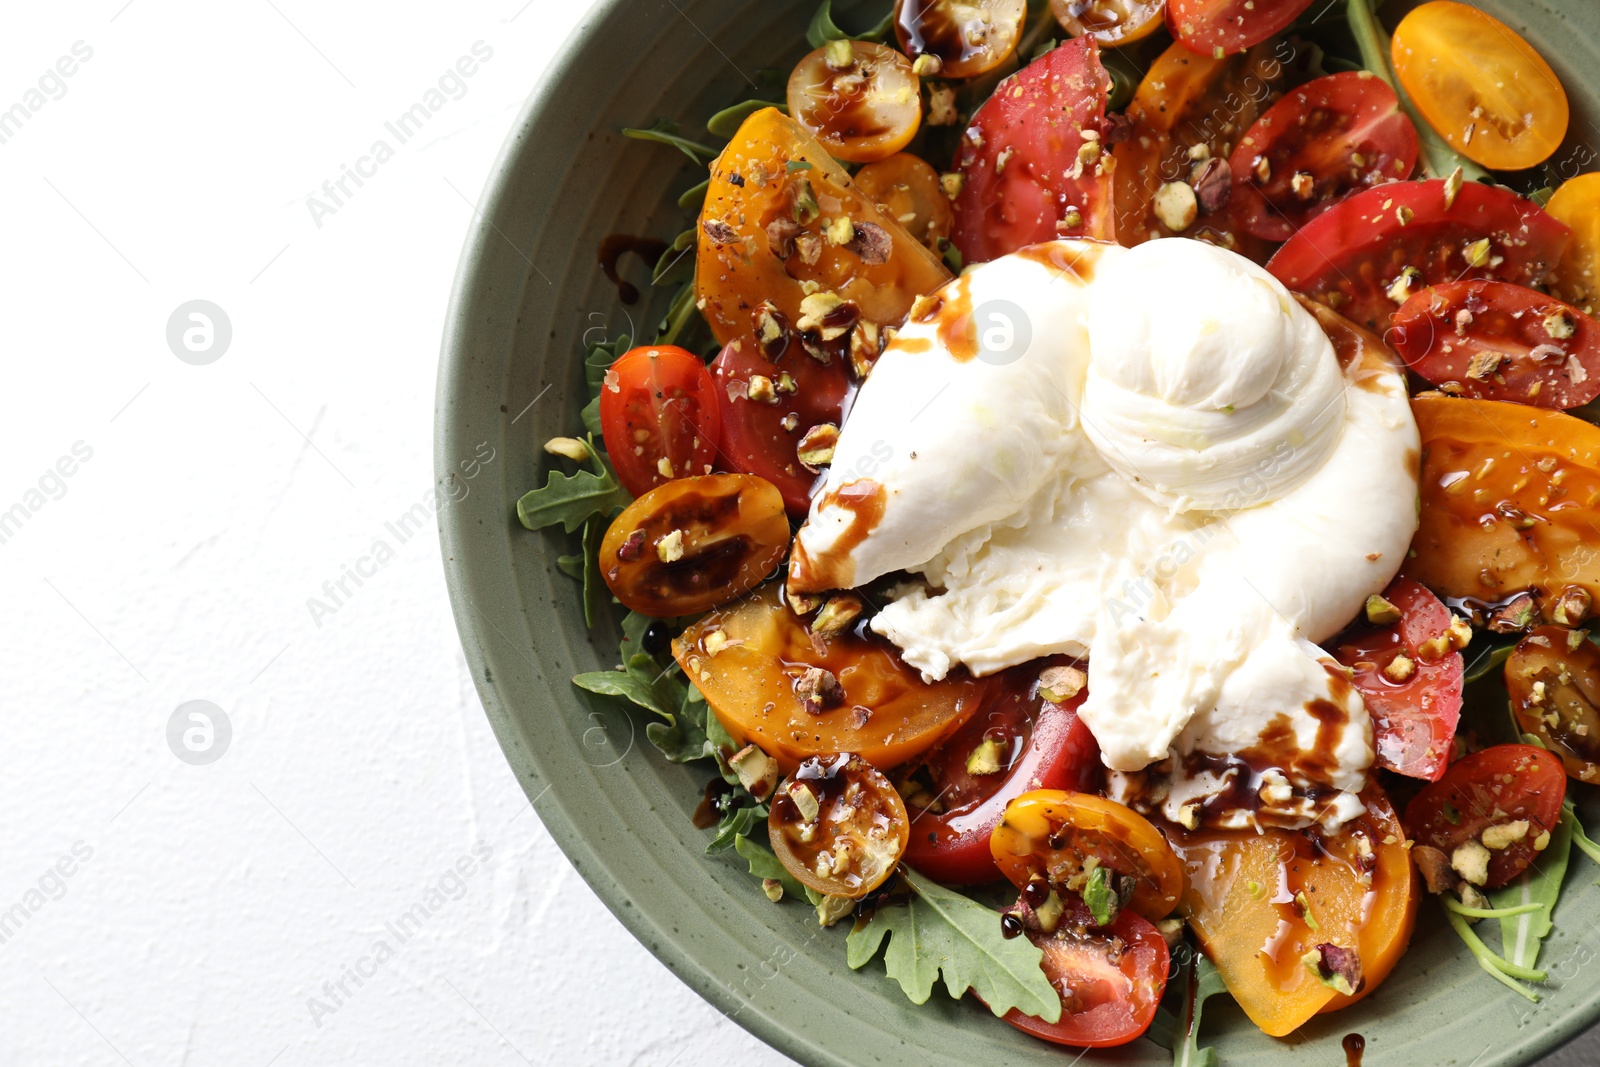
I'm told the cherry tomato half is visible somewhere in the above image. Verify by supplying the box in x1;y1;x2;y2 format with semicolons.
1167;0;1315;58
1230;71;1418;242
599;473;788;617
903;661;1102;885
787;41;921;164
1328;577;1464;782
992;791;1184;920
1391;280;1600;409
1266;178;1572;333
1392;0;1569;172
853;153;954;253
1050;0;1165;48
1404;744;1566;889
894;0;1027;80
1507;626;1600;784
1002;895;1169;1048
952;35;1115;265
673;583;993;773
770;753;909;899
1546;173;1600;314
598;345;721;498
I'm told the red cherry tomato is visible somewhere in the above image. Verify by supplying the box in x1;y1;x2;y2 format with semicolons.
1167;0;1316;57
951;35;1115;266
1001;895;1170;1048
1230;71;1418;242
903;662;1102;885
1390;280;1600;409
598;345;721;498
1266;178;1572;334
710;339;850;518
1404;744;1566;889
1328;577;1463;782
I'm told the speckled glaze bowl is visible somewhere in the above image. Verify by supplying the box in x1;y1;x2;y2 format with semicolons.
437;2;1600;1063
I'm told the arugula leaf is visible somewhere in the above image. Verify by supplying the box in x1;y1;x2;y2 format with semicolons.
1569;805;1600;868
1347;0;1488;181
652;229;696;286
805;0;894;49
1463;638;1518;684
707;99;788;140
846;868;1062;1022
1150;947;1228;1067
578;515;606;628
708;797;767;854
678;177;711;211
1491;809;1573;969
516;443;629;534
645;684;714;764
622;119;719;164
1083;865;1117;927
580;394;603;439
556;551;583;580
573;652;684;719
733;834;806;898
585;337;627;397
656;282;702;347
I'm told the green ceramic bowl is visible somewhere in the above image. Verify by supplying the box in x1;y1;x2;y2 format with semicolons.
437;2;1600;1063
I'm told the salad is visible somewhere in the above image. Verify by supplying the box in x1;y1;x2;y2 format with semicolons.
518;0;1600;1058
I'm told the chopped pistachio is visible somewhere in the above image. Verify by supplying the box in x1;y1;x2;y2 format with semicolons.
755;302;790;359
1365;594;1402;625
543;436;591;463
1443;165;1464;209
1077;139;1102;168
775;371;798;395
816;893;854;927
730;743;778;802
811;593;862;638
1489;594;1544;633
824;38;855;70
656;529;684;563
1534;829;1552;851
1465;349;1504;380
656;455;674;479
1294;890;1320;931
912;52;943;77
1303;944;1361;996
1447;616;1473;649
1463;237;1492;268
1187;142;1212;161
761;878;784;902
1253;154;1271;182
1038;665;1087;704
797;291;845;333
940;172;965;200
1176;803;1200;830
794;232;823;265
1290;171;1315;200
703;629;728;656
1545;309;1577;339
1153;181;1198;232
616;529;645;562
1155;917;1185;949
825;215;855;246
780;412;800;432
1386;266;1421;304
1396;205;1415;225
966;737;1005;776
1451;839;1491;886
1383;654;1415;682
790;780;821;823
796;666;844;715
747;374;778;404
849;321;881;380
792;178;820;225
1553;586;1592;626
926;84;957;126
1481;820;1530;850
1418;632;1452;660
796;422;840;469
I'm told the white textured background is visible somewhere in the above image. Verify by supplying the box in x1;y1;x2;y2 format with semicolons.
0;1;1591;1065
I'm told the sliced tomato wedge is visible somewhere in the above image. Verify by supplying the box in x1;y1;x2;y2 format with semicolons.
598;345;722;497
1266;178;1572;333
1404;744;1566;889
903;660;1102;885
1230;71;1418;242
951;35;1115;265
1002;895;1169;1048
1167;0;1316;58
1328;577;1464;782
1390;280;1600;409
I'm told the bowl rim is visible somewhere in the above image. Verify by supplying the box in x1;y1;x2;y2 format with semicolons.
435;2;1600;1065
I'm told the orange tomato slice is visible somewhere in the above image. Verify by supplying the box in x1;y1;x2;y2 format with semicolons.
1546;173;1600;314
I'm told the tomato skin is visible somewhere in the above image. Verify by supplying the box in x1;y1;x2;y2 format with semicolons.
1546;173;1600;314
1506;627;1600;785
1112;40;1286;261
1002;896;1169;1048
1230;71;1418;242
710;339;848;518
991;791;1184;920
904;665;1102;885
1404;397;1600;609
1266;178;1572;333
951;36;1115;265
1167;0;1316;58
673;584;993;774
1391;0;1569;172
787;41;921;164
853;153;954;254
598;346;722;498
1391;280;1600;409
1330;578;1463;782
599;474;788;617
769;753;909;898
1403;744;1566;888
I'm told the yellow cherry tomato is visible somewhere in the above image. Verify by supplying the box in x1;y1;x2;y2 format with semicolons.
1546;173;1600;313
1050;0;1164;47
787;41;921;164
1391;0;1568;171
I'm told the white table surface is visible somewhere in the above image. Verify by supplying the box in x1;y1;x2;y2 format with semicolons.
0;2;1593;1065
